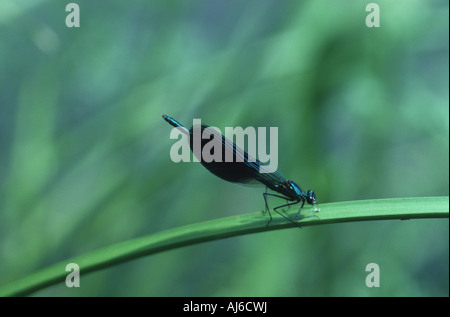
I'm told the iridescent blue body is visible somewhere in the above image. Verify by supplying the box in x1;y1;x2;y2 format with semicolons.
162;115;317;227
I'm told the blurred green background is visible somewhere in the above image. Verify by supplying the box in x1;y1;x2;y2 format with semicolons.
0;0;448;296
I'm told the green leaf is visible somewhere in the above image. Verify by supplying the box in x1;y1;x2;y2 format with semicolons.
0;196;448;297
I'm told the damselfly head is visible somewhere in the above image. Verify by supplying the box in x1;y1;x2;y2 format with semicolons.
305;190;317;205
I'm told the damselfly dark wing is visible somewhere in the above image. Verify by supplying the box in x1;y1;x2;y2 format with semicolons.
189;123;289;189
